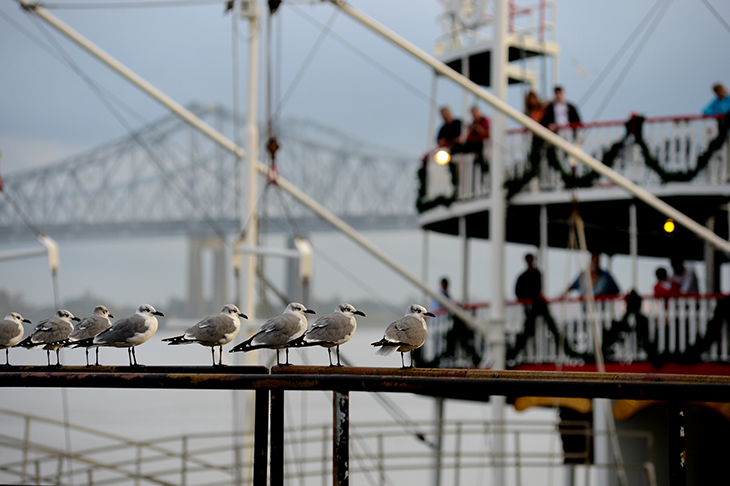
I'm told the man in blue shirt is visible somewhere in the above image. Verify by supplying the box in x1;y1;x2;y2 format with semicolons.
702;83;730;117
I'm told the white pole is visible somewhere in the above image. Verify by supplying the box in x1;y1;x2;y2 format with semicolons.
325;0;730;256
492;1;508;484
630;204;638;290
460;216;469;303
243;8;260;322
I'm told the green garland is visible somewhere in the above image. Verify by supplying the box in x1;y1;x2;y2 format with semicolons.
415;157;459;213
506;292;730;367
418;115;729;211
632;115;729;183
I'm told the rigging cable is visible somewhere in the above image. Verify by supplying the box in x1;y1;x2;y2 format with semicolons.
289;4;435;106
269;8;339;126
700;0;730;36
590;0;673;122
22;8;232;244
42;0;222;9
577;0;665;108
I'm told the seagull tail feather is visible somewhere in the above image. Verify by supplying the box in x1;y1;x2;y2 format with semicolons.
161;335;191;345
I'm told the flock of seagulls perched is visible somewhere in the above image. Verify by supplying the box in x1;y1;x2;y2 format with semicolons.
0;302;435;369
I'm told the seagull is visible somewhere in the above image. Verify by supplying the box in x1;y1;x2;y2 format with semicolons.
230;302;315;366
162;304;247;366
291;303;365;366
65;305;114;366
16;309;80;366
371;304;435;369
92;304;164;366
0;312;30;366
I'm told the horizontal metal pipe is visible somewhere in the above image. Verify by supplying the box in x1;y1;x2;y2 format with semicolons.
2;367;729;402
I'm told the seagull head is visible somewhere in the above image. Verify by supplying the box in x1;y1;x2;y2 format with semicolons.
406;304;436;319
5;312;31;324
286;302;316;315
336;303;366;317
93;305;113;319
221;303;248;320
137;304;165;317
56;309;81;322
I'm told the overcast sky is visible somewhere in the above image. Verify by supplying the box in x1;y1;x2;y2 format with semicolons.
1;0;730;317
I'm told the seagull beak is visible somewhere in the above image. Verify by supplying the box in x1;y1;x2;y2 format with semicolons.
354;310;366;317
23;318;31;324
72;316;81;322
304;308;316;315
108;314;114;319
239;313;249;319
424;311;436;318
154;311;165;317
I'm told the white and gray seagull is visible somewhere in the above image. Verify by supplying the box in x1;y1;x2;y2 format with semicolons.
292;303;365;367
162;304;247;366
65;305;114;366
371;304;435;369
230;302;315;366
0;312;30;366
16;309;80;366
92;304;164;366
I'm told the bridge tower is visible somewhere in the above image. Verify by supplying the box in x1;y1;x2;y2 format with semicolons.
187;235;228;318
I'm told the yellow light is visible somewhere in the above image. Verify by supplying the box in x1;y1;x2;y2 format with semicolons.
664;218;675;233
434;149;451;165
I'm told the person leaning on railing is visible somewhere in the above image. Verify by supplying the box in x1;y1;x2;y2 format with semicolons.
702;82;730;129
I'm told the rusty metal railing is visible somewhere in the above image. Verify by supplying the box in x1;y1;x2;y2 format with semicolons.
2;364;729;486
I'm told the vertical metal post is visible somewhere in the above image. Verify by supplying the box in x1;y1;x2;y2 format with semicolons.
454;422;462;486
270;389;284;486
432;396;445;486
460;216;470;302
253;389;269;486
422;230;430;304
242;0;260;322
322;425;328;486
181;436;188;486
21;416;30;484
668;401;686;486
491;3;509;486
333;391;349;486
630;203;638;290
539;204;548;296
135;444;142;486
378;433;385;486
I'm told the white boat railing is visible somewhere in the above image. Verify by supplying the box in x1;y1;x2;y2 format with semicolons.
422;294;730;367
419;114;730;206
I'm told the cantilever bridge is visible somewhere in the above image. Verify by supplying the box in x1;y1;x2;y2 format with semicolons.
0;102;418;244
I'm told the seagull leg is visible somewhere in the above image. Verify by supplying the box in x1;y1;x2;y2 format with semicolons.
46;350;51;367
219;346;225;366
327;348;334;367
95;347;101;366
132;347;139;366
211;347;216;366
336;346;343;367
5;348;9;366
410;352;415;369
85;348;90;367
275;349;281;366
127;348;133;366
400;352;405;369
55;348;62;366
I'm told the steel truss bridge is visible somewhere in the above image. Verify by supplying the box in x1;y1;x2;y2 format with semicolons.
0;103;418;244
